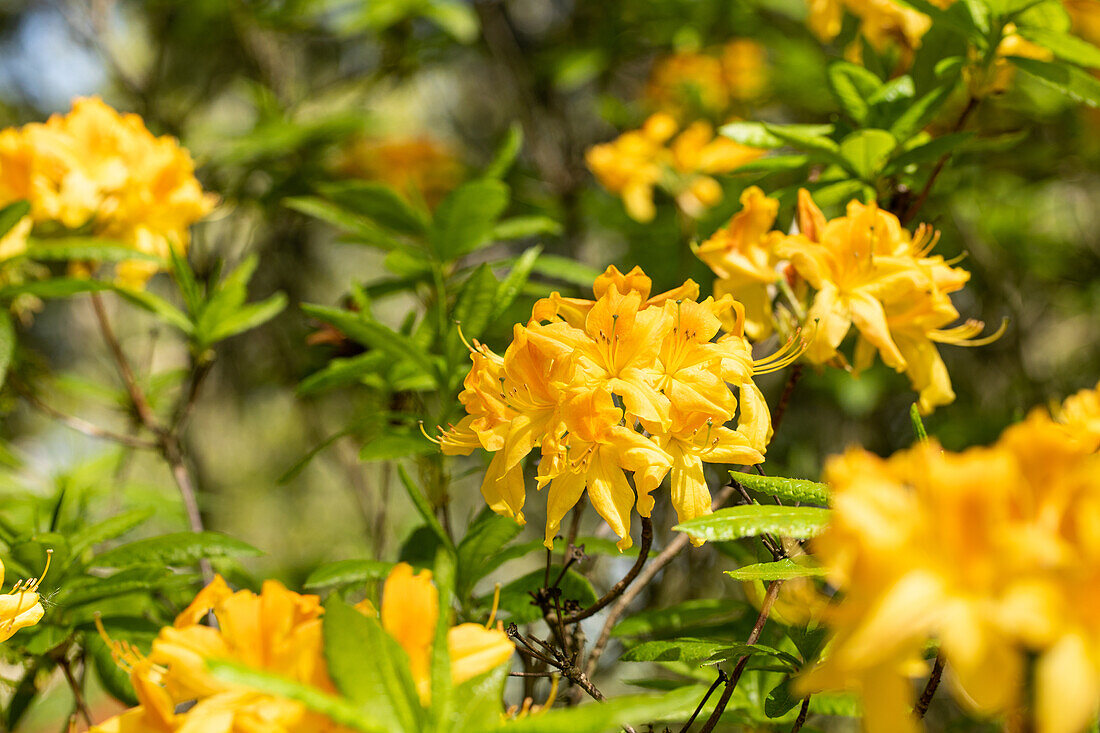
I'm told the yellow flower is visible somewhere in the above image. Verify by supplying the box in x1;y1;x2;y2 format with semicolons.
0;97;217;289
93;575;345;733
799;387;1100;733
1066;0;1100;46
362;563;514;703
0;550;50;642
806;0;933;53
778;189;993;413
720;40;768;102
644;40;767;119
442;265;788;550
1058;381;1100;451
586;114;761;222
695;186;785;340
335;136;462;208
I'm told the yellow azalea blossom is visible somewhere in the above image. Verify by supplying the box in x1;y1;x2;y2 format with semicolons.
440;265;787;550
799;387;1100;733
0;97;217;289
695;186;786;340
361;563;514;703
586;114;761;222
0;215;31;261
335;135;462;208
777;189;993;413
93;575;346;733
1058;381;1100;451
0;550;50;642
720;40;768;102
1066;0;1100;46
806;0;936;53
645;40;767;120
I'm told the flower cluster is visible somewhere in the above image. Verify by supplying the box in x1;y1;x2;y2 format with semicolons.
440;265;801;549
697;187;997;413
0;551;50;643
586;113;762;223
799;382;1100;733
92;567;513;732
334;136;462;208
358;563;514;703
644;40;768;119
0;97;216;288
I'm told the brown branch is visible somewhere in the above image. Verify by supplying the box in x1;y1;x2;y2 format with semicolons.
15;383;157;450
770;364;804;436
564;517;652;624
90;292;161;431
678;669;727;733
57;655;93;728
696;579;784;733
509;625;605;702
790;697;811;732
914;653;945;719
901;96;980;226
584;484;740;678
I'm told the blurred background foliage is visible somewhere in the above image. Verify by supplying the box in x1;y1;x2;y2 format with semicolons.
0;0;1098;727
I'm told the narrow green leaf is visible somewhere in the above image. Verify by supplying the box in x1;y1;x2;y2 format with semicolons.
732;154;810;174
430;180;510;259
730;471;830;504
611;599;747;638
168;246;203;315
867;75;915;105
304;559;394;589
453;263;499;342
397;464;455;553
284;196;404;251
528;254;602;286
1009;56;1100;107
209;658;390;733
720;122;834;149
429;548;456;731
826;62;878;122
621;638;729;664
317;181;429;235
297;353;388;396
90;531;262;568
111;285;195;334
484;122;523;179
491;244;541;321
25;238;164;264
674;506;831;543
0;310;13;389
456;512;523;597
0;201;30;239
204;292;286;343
71;508;156;557
910;403;929;442
323;597;423;732
359;433;436;462
838;129;897;180
0;278;113;299
761;122;841;154
1018;27;1100;69
725;559;827;581
887;132;972;171
764;677;802;718
492;216;562;241
705;643;801;669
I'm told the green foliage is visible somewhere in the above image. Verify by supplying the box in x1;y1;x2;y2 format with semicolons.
675;506;832;543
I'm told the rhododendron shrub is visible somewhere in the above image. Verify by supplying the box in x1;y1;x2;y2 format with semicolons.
0;2;1098;732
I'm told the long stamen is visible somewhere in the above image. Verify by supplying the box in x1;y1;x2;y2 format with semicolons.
752;324;815;375
486;583;502;629
419;421;442;445
929;317;1008;347
30;549;52;592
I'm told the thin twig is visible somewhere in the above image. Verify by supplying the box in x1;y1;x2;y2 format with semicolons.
509;624;606;702
57;656;93;728
678;669;727;733
15;383;157;450
90;292;161;431
770;364;804;436
584;484;740;678
901;96;979;225
695;579;783;733
914;653;945;719
790;697;811;732
564;517;653;624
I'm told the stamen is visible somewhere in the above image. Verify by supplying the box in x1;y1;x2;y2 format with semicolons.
929;317;1008;347
418;421;442;445
455;321;475;353
486;583;502;629
752;325;815;375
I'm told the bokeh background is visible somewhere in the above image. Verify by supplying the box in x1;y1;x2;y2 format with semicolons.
1;0;1098;728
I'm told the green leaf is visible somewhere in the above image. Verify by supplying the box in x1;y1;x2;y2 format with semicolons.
89;634;139;705
91;531;262;568
910;402;930;442
528;254;602;286
25;237;164;264
284;196;404;251
297;352;388;396
302;304;440;386
491;244;542;321
1009;56;1100;107
323;597;424;732
720;122;835;149
456;511;523;598
705;642;801;669
675;506;831;543
611;598;747;638
621;638;730;665
430;180;510;260
730;471;830;504
305;559;395;589
761;122;841;155
59;567;190;606
867;75;915;105
453;263;499;342
0;201;30;239
889;78;963;143
209;658;390;733
428;548;456;731
397;464;455;553
204;292;287;343
1017;27;1100;69
489;688;703;733
0;277;113;299
725;559;827;581
110;285;195;334
317;181;429;235
497;568;597;624
0;310;13;389
421;0;480;43
71;508;156;557
839;129;897;180
358;432;436;462
449;665;510;731
764;677;802;718
826;62;880;122
484;122;523;179
732;154;810;174
492;216;562;241
169;246;203;315
887;132;973;171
